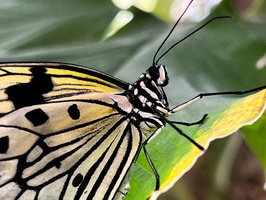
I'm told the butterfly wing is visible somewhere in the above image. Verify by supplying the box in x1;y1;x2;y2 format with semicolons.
0;62;141;200
0;62;128;114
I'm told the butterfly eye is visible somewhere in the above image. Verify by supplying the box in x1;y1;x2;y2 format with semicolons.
147;66;159;80
148;65;168;86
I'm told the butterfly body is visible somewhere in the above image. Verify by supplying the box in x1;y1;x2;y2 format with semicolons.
0;62;169;200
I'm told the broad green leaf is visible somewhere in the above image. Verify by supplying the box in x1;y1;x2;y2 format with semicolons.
0;0;265;199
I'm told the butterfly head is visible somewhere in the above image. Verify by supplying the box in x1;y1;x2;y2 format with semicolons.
128;64;169;113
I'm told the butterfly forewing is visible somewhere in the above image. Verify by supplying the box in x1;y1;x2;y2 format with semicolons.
0;63;128;114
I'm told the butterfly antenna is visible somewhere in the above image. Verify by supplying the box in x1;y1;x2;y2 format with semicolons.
155;16;232;65
152;0;194;66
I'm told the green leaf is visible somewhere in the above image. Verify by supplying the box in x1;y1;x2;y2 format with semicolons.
242;111;266;176
0;0;265;199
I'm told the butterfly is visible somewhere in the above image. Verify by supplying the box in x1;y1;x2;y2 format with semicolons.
0;1;265;200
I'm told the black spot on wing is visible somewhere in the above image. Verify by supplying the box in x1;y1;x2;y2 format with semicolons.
25;108;49;127
0;136;9;154
55;161;62;169
72;173;83;187
5;67;54;109
68;104;80;120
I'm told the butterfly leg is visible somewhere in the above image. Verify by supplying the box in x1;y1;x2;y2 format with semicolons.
143;145;160;190
169;114;208;126
142;127;164;190
153;110;205;151
142;121;204;192
159;86;266;150
169;86;266;114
